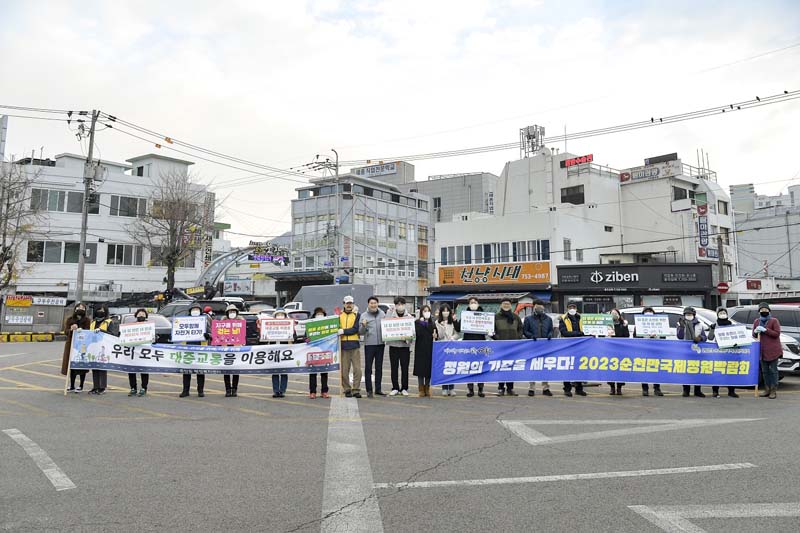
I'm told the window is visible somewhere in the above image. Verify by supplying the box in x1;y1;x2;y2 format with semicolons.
408;224;415;242
418;225;428;242
293;217;304;235
440;247;447;266
474;244;483;263
463;245;472;264
110;195;146;217
433;197;441;210
305;256;315;269
604;225;613;232
576;249;584;262
136;166;144;177
388;222;395;238
305;216;316;234
500;242;510;262
398;258;406;277
365;216;375;234
718;200;729;215
31;188;73;213
377;257;386;276
151;247;196;268
64;242;97;264
387;258;396;277
26;241;44;262
563;238;572;260
106;244;144;266
541;239;550;260
407;260;415;277
293;256;303;269
483;243;491;263
447;246;455;265
561;185;585;205
418;200;428;210
719;226;730;245
366;256;375;275
672;187;688;201
354;255;364;274
355;214;365;234
298;190;311;199
378;218;387;238
398;222;407;240
455;246;464;264
513;241;527;261
417;260;427;279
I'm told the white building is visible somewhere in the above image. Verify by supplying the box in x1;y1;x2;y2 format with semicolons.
10;153;228;301
729;182;800;213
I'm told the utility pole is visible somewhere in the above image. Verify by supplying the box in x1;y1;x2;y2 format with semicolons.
786;211;794;277
75;110;98;302
332;148;340;279
717;234;726;307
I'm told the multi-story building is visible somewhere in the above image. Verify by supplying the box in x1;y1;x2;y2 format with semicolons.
729;182;800;213
291;172;433;304
9;153;226;300
734;205;800;280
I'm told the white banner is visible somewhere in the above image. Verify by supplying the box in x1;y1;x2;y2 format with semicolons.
380;317;415;342
172;316;207;343
460;311;495;336
5;315;33;325
259;318;295;342
633;315;671;337
714;325;753;349
69;330;339;375
32;296;68;306
119;322;156;346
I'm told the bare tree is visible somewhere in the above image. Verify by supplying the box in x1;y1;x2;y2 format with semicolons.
128;170;214;293
0;162;42;290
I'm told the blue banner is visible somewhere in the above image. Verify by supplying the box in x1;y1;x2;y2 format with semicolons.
431;337;759;386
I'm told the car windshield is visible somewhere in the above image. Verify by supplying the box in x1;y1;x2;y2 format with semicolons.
694;308;740;325
122;314;171;327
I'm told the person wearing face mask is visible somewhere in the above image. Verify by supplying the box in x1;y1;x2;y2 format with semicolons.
387;297;413;397
360;296;387;398
127;309;151;397
463;297;487;398
436;304;461;396
522;299;553;397
493;298;522;396
753;302;782;399
63;303;90;393
676;306;707;398
308;307;330;399
222;304;244;397
266;308;294;398
559;303;586;397
707;307;739;398
88;305;118;395
606;308;629;396
634;307;664;397
180;303;211;398
413;305;436;397
338;295;363;398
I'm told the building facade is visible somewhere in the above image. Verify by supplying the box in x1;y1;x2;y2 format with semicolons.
10;153;225;300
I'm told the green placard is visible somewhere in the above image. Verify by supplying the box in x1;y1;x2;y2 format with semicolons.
305;316;340;342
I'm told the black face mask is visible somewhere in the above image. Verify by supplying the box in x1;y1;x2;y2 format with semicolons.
760;311;770;317
95;312;106;319
136;316;147;322
75;309;85;317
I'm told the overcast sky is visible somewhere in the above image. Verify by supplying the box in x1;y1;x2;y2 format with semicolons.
2;0;799;245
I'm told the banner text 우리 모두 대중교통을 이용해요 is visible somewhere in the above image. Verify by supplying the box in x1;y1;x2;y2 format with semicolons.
68;329;340;375
431;337;760;386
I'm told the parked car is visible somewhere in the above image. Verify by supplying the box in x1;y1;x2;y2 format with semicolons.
620;306;800;376
212;296;249;312
248;303;275;314
727;305;800;343
119;313;173;343
158;300;229;321
237;312;262;345
287;310;312;338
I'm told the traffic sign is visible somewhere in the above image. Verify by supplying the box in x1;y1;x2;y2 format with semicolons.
717;282;730;294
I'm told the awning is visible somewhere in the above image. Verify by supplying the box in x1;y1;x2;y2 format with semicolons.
460;292;530;302
426;292;468;301
532;291;551;302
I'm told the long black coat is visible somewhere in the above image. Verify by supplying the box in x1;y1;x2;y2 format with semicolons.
413;319;436;378
61;314;90;375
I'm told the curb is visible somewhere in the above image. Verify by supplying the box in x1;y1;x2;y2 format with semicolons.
0;332;60;343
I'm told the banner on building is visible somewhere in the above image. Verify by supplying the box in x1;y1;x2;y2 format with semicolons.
69;329;339;375
460;311;495;336
431;337;759;386
171;316;207;343
380;317;415;342
581;314;614;336
212;319;246;346
439;261;550;286
259;318;295;342
119;322;156;346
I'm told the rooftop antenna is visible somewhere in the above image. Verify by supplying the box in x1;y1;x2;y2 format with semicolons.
519;125;545;158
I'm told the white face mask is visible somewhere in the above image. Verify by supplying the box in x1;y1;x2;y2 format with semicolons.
315;314;325;318
568;309;577;316
442;311;450;317
190;309;201;317
469;303;478;310
718;313;727;320
396;305;405;314
684;315;693;321
644;312;654;316
423;311;431;319
228;312;237;319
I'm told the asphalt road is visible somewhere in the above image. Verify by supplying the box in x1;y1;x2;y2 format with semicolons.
2;342;800;532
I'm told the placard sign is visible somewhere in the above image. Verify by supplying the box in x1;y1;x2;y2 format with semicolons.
581;314;614;337
259;318;296;342
714;325;753;349
171;316;207;343
633;314;671;337
212;319;246;346
119;322;156;346
305;316;340;342
380;317;416;342
460;311;495;336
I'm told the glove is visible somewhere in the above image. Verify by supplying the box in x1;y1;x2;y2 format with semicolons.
754;326;766;333
337;329;344;335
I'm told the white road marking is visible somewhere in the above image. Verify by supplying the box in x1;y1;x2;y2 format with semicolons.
499;418;763;446
321;397;383;532
373;463;756;490
3;428;76;491
629;503;800;532
0;352;29;359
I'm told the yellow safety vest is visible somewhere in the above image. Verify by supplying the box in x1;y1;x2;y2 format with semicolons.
339;312;359;342
561;315;583;333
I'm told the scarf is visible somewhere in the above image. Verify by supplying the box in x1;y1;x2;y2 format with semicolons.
500;309;515;324
759;314;770;327
717;318;732;326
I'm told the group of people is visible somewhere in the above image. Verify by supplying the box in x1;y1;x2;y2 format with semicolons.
60;296;783;400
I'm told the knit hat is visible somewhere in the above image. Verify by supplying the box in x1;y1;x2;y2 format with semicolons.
683;306;696;315
758;302;771;312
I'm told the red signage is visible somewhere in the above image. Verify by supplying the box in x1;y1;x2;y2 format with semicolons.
717;282;730;294
560;154;593;168
697;204;708;216
746;279;762;290
619;171;631;182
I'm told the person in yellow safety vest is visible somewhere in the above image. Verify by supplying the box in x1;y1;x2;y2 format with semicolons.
338;295;363;398
558;302;586;397
88;304;118;395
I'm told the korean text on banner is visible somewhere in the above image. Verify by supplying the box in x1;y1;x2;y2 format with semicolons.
460;311;495;336
633;314;671;337
714;325;753;349
259;318;295;342
69;329;340;375
119;322;156;346
171;316;207;343
431;337;760;387
581;314;614;337
380;317;415;342
305;316;340;342
212;319;246;346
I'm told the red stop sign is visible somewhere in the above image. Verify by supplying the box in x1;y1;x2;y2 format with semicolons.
717;282;730;294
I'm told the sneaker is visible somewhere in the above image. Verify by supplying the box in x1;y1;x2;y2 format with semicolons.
528;390;535;397
564;390;573;397
694;391;706;398
180;390;190;398
389;389;399;396
309;393;317;399
137;388;146;397
576;390;587;397
642;390;649;397
497;390;505;397
67;387;76;393
507;390;519;397
95;389;106;395
466;390;475;397
375;391;387;397
278;392;285;398
401;390;409;397
713;393;720;398
322;392;330;399
442;389;449;396
449;390;457;397
353;392;362;398
654;389;664;397
728;392;739;398
345;390;353;398
478;391;485;398
682;391;690;397
273;393;281;398
128;388;137;396
198;391;205;398
367;392;374;398
542;389;552;397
